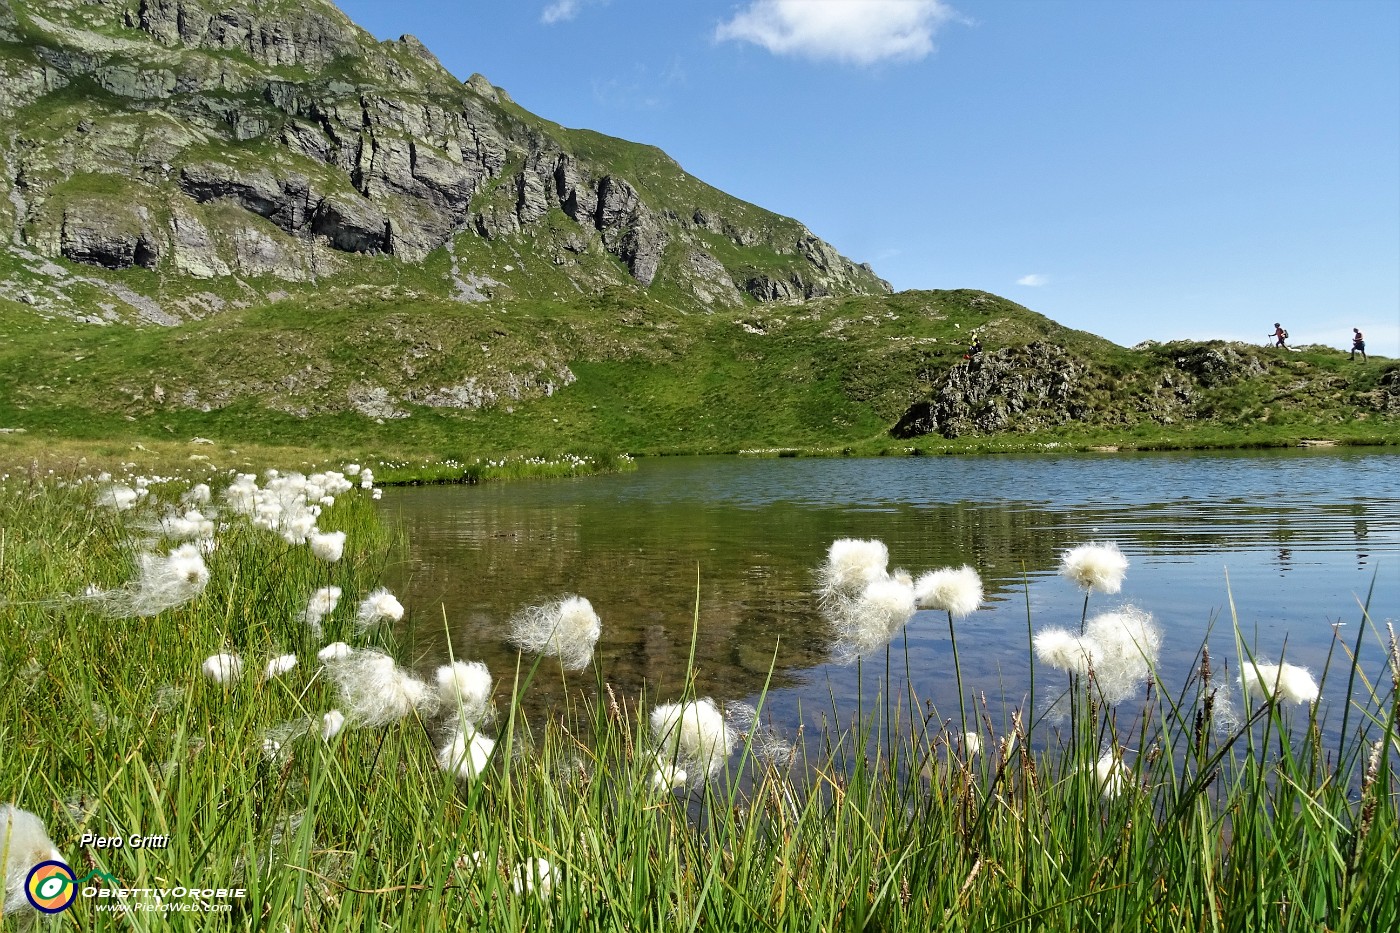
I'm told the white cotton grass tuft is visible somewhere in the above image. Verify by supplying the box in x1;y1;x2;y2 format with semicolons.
355;588;405;631
963;731;982;757
511;857;556;896
96;483;140;510
650;752;688;792
817;538;890;598
301;586;342;634
326;649;437;727
1034;608;1161;704
320;710;346;741
2;803;64;920
435;661;493;728
436;726;495;782
825;576;917;660
1033;627;1098;674
317;642;353;663
1059;542;1129;594
264;654;298;679
181;483;212;507
1240;660;1320;705
202;653;243;684
309;530;346;563
152;508;215;541
913;565;983;617
1082;606;1162;703
106;543;210;617
723;701;794;767
650;698;737;782
507;595;601;671
1095;751;1130;799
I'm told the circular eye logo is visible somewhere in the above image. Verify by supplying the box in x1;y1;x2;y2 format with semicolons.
25;860;77;913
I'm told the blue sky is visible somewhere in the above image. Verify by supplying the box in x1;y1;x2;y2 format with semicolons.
335;0;1400;358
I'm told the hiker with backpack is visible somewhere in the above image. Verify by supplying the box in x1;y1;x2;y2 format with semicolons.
1270;323;1289;348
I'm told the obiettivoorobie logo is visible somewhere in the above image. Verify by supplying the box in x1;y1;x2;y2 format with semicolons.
25;860;119;914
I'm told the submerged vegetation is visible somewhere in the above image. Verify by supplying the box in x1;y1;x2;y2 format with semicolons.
0;472;1396;930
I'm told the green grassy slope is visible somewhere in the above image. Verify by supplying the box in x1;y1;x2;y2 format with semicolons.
2;268;1394;468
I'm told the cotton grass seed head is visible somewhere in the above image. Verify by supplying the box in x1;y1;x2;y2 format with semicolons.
117;543;210;616
825;576;917;660
508;595;601;671
317;642;352;663
356;588;405;631
320;710;346;741
650;698;737;781
913;565;983;617
301;586;342;632
264;654;298;679
1095;751;1129;799
328;649;437;727
2;803;63;919
818;538;890;598
96;483;139;510
1033;628;1097;675
202;653;243;684
1241;660;1320;705
511;857;555;896
435;661;493;727
309;530;346;563
437;727;495;782
1059;542;1129;594
1082;606;1162;703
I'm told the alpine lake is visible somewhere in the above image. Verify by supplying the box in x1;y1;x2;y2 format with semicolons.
380;449;1399;743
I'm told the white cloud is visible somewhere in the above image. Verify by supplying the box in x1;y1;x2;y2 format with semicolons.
541;0;579;24
543;0;615;24
1017;274;1048;287
715;0;958;65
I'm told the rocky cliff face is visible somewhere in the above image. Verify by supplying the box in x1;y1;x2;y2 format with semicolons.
0;0;889;320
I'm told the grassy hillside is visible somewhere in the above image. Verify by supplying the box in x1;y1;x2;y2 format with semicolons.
1;260;1394;477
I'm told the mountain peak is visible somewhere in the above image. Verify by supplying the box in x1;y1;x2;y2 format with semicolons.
0;0;888;323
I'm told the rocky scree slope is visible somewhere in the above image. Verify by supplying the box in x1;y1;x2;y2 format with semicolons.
0;0;889;324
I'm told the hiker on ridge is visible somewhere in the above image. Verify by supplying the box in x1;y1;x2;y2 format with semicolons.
1351;328;1367;362
1270;323;1289;348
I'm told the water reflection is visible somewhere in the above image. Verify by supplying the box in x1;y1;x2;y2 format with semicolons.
381;450;1399;730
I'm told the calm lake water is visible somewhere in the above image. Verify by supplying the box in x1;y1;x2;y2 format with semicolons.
380;450;1399;738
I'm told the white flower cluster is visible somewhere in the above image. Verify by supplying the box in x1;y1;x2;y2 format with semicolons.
816;538;984;660
1034;606;1163;704
223;470;355;548
650;698;738;786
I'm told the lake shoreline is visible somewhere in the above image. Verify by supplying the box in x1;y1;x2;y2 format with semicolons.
3;422;1394;488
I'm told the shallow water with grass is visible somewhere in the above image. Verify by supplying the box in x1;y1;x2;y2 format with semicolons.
387;449;1400;740
2;452;1396;930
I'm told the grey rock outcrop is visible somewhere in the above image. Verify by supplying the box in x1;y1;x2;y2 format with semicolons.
56;199;162;270
891;343;1090;439
1;0;889;307
1172;345;1266;387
